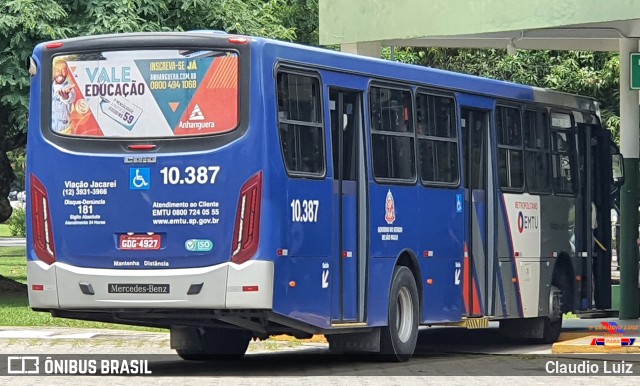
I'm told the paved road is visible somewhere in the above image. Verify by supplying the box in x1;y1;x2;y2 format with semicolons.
0;323;638;385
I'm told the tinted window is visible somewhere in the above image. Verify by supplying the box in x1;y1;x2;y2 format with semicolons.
496;106;523;190
416;93;459;185
370;86;415;181
550;113;576;195
277;72;324;175
523;110;551;193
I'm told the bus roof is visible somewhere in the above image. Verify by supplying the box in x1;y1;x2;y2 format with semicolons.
37;31;599;113
254;36;599;113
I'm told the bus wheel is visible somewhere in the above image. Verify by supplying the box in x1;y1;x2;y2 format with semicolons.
175;327;252;361
380;266;419;362
540;283;564;344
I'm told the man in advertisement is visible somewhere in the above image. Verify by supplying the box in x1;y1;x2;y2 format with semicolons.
51;58;76;132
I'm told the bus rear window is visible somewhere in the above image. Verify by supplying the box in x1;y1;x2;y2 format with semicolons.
50;49;239;138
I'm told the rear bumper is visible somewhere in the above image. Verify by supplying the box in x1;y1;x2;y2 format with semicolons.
27;260;273;309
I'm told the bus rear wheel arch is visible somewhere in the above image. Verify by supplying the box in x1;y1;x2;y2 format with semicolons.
540;265;573;344
379;265;419;362
498;265;570;344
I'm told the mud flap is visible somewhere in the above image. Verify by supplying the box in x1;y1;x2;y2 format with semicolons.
170;326;201;350
327;328;381;353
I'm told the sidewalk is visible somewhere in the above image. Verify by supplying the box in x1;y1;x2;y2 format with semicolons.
0;326;327;355
0;326;167;340
0;238;25;248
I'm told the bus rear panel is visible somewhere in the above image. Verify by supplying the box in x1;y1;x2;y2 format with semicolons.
27;34;274;312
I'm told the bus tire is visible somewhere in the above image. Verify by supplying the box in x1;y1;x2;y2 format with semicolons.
540;272;568;344
175;327;252;361
379;266;419;362
540;315;563;344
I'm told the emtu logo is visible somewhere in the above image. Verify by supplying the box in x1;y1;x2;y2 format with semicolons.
516;211;538;233
188;104;205;121
517;212;524;233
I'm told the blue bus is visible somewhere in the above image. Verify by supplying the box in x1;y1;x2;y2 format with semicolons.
26;31;623;361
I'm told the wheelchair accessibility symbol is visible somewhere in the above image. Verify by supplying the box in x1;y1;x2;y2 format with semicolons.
130;168;150;190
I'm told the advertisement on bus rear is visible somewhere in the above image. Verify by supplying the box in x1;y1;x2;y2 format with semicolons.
51;50;239;138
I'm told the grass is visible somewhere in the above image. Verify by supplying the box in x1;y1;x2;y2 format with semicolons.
563;312;579;320
0;252;27;284
0;246;164;332
0;249;27;283
0;295;165;331
0;223;12;238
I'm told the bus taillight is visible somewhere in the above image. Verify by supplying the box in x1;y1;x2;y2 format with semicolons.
30;174;56;264
227;37;249;45
45;42;63;49
230;171;263;264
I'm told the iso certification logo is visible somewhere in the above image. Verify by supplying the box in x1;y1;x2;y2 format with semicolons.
184;239;214;252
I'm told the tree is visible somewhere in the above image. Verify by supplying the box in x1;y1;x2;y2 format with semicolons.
385;47;621;142
0;0;72;221
278;0;319;45
0;0;314;222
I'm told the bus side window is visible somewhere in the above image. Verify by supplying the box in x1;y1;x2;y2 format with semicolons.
370;86;415;182
551;129;576;194
496;105;524;191
523;110;551;193
549;112;576;195
276;71;325;176
418;93;458;185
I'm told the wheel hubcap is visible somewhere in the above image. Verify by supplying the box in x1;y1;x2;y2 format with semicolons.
395;286;414;343
549;285;563;322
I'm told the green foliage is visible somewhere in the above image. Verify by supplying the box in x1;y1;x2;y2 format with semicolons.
400;47;621;142
278;0;319;45
196;0;296;40
382;47;421;65
7;148;24;191
0;0;69;139
68;0;168;34
7;207;25;237
0;0;318;200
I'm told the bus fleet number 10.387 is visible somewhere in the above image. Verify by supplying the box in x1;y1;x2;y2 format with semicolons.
290;199;319;223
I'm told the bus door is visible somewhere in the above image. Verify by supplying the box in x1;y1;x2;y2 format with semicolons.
329;88;367;323
576;120;612;309
461;108;491;317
